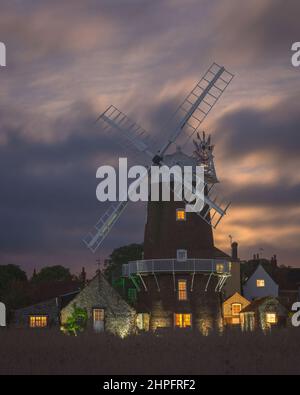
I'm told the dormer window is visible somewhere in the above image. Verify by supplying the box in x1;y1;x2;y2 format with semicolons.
256;279;265;287
176;209;186;221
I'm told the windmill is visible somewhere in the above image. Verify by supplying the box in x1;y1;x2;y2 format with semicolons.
83;63;234;254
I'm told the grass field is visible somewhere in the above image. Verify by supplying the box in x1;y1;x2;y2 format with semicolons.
0;328;300;375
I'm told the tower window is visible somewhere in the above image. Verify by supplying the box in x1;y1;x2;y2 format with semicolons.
175;313;192;328
256;279;265;287
176;209;186;221
178;280;187;301
216;263;224;273
177;249;187;261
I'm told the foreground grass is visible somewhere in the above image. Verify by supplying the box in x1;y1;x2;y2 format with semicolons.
0;328;300;375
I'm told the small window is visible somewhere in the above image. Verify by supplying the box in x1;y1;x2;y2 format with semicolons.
29;315;48;328
216;263;224;273
178;280;187;301
93;308;104;322
266;313;277;324
177;249;187;261
256;279;265;287
175;313;192;328
232;317;240;325
176;209;186;221
231;303;242;316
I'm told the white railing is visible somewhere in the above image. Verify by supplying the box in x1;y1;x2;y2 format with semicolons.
122;258;231;277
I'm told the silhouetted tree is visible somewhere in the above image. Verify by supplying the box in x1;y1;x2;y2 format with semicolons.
32;265;72;283
105;243;143;283
0;264;27;292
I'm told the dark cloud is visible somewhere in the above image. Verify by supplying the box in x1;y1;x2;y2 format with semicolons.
0;0;299;272
216;93;300;159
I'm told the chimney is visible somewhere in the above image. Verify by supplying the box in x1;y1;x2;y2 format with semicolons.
231;241;238;260
80;267;86;286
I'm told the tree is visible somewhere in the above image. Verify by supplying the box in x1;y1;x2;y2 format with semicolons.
0;265;28;311
32;265;72;283
104;243;143;282
61;304;88;336
0;264;27;293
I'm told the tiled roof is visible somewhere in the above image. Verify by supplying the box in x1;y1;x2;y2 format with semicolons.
240;297;271;313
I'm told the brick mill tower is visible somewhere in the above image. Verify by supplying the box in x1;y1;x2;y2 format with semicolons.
128;133;232;334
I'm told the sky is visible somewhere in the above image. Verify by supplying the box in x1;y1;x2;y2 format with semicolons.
0;0;299;277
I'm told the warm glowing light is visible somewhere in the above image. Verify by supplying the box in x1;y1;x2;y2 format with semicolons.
176;209;186;221
29;316;47;328
175;313;191;328
266;313;277;324
178;280;187;301
231;303;242;316
256;279;265;287
216;263;224;273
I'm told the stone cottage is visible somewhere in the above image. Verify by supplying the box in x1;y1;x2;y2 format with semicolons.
13;289;80;328
240;296;287;331
61;272;136;337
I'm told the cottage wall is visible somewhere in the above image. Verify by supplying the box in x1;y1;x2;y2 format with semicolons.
61;274;136;337
222;292;250;325
13;299;59;327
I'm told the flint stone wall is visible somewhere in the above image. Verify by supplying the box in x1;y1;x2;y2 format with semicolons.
61;274;136;337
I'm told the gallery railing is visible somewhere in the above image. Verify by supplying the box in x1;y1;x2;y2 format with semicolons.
122;258;231;277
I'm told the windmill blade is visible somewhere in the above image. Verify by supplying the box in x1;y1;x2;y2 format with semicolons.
159;63;234;155
169;157;230;227
83;166;150;253
83;201;129;253
96;105;155;163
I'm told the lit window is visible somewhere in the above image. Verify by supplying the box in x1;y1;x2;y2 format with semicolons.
216;263;224;273
231;303;242;316
232;317;240;325
175;313;192;328
177;249;187;261
256;279;265;287
93;308;104;322
178;280;187;301
266;313;277;324
176;209;186;221
29;315;47;328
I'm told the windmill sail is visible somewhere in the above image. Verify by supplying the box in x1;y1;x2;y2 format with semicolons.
96;105;155;164
160;63;234;154
84;164;150;253
83;201;129;253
